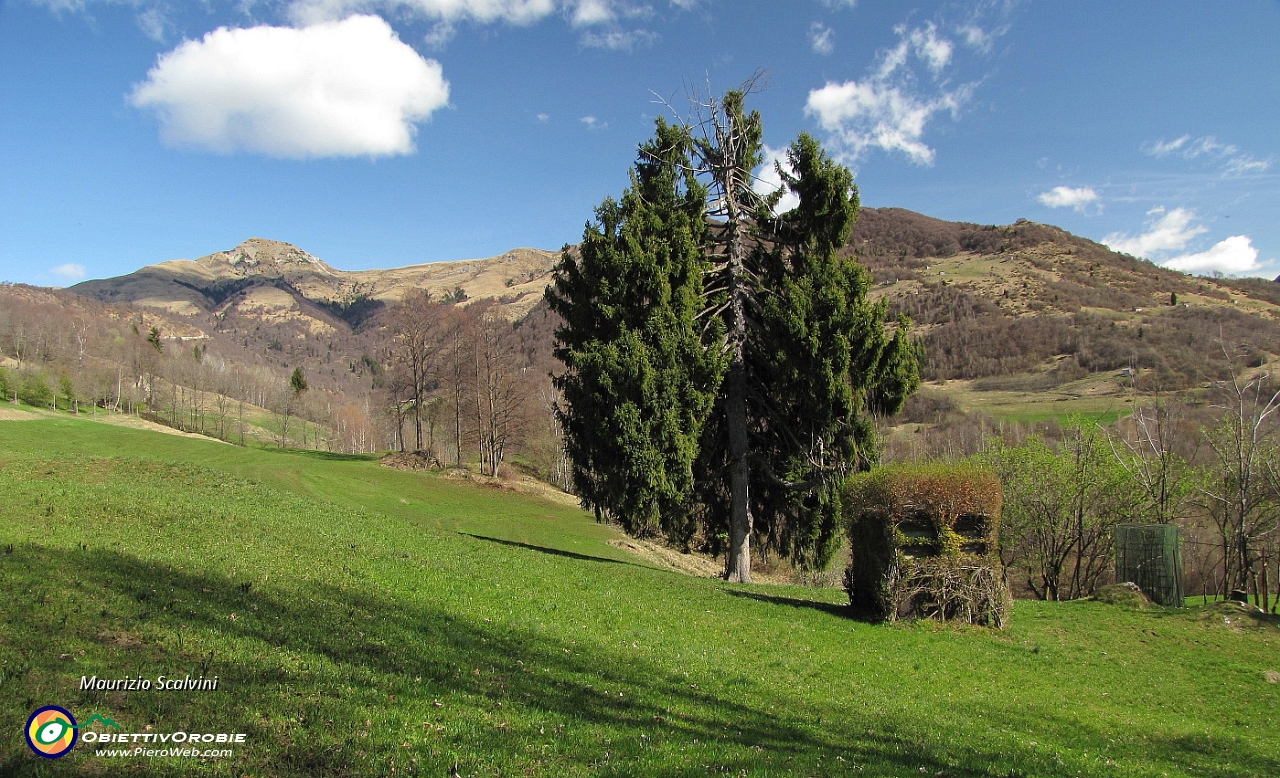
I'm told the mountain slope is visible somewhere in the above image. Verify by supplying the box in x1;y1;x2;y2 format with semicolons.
843;211;1280;389
62;209;1280;402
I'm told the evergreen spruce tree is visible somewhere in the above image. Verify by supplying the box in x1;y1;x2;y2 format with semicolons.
693;107;919;580
546;118;725;539
550;89;919;579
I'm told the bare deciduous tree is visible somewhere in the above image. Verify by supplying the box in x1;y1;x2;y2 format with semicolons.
1198;343;1280;595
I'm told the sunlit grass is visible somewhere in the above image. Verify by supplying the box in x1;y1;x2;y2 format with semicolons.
2;419;1278;777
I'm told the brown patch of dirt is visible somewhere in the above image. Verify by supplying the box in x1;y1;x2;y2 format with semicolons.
1264;670;1280;684
608;538;723;578
386;457;581;507
97;630;143;648
0;406;38;420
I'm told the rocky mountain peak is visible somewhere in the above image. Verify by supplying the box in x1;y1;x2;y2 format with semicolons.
212;238;334;275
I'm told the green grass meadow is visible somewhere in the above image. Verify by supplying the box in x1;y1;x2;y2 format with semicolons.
1;416;1278;776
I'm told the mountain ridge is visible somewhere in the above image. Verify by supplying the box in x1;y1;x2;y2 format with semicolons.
63;207;1279;396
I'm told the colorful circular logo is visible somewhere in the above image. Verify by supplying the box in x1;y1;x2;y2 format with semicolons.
25;706;77;759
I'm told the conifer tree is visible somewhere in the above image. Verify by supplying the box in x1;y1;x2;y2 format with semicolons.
550;89;919;579
693;105;918;580
546;118;725;539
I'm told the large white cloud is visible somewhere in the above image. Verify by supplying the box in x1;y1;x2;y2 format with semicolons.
804;21;973;166
129;15;450;159
1102;207;1206;257
1101;206;1265;276
806;79;966;166
1037;185;1098;213
1162;236;1260;275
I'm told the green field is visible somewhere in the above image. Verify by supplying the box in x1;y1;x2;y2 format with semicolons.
928;372;1137;427
2;416;1278;776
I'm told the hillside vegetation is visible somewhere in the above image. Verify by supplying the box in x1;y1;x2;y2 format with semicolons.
2;417;1278;776
3;209;1277;463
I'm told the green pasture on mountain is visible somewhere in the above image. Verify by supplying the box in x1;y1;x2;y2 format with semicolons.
1;417;1277;777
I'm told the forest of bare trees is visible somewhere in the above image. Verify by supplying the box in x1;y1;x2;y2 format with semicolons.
380;293;555;478
0;283;549;467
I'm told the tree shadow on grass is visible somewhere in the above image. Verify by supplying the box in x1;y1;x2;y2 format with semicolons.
260;448;379;462
2;544;1031;777
461;532;638;568
721;589;852;619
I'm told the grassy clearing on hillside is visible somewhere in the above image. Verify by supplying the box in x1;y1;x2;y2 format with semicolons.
929;376;1135;426
2;419;1278;777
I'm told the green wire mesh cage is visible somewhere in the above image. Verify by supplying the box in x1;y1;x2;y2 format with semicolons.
1114;523;1183;607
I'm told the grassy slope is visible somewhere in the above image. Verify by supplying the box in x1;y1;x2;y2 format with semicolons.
2;418;1278;777
928;373;1136;426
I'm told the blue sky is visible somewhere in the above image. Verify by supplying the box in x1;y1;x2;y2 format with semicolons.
2;0;1278;286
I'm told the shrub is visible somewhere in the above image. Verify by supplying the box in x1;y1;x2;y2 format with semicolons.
18;370;52;408
843;463;1011;627
898;390;960;424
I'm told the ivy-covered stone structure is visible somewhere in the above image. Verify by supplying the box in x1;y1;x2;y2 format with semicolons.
843;464;1011;627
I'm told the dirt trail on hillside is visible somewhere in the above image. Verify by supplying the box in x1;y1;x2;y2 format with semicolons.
89;413;230;443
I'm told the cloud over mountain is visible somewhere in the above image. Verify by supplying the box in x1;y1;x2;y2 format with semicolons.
1102;207;1206;258
130;15;449;159
1037;186;1099;213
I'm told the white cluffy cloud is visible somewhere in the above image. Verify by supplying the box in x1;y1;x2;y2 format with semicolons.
804;21;974;165
809;22;834;56
1037;185;1099;213
288;0;557;26
288;0;658;49
805;80;969;166
580;28;657;51
1102;206;1262;276
129;15;450;159
1162;236;1260;275
1102;207;1206;257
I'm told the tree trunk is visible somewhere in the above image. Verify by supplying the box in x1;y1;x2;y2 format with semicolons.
414;399;423;452
722;211;753;583
725;360;753;582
